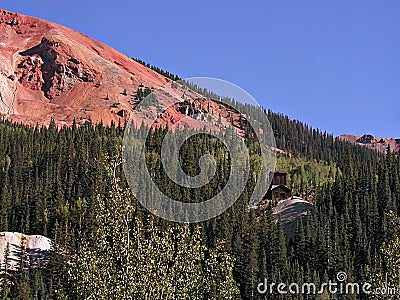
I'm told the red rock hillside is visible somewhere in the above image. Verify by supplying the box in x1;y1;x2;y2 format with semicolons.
0;10;234;128
339;134;400;154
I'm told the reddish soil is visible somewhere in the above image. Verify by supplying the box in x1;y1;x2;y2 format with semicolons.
0;10;170;127
339;134;400;154
0;9;273;146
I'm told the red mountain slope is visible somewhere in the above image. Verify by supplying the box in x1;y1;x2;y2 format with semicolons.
339;134;400;154
0;10;177;127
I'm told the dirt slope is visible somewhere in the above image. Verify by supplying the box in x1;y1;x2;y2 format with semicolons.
0;10;176;127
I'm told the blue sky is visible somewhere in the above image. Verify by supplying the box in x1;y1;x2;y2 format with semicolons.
2;1;399;137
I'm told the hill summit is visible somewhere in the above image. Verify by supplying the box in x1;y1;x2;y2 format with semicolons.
339;134;400;154
0;10;174;127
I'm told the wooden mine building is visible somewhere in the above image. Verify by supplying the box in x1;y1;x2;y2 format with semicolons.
264;170;292;201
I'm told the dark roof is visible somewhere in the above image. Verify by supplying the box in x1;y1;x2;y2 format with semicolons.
271;170;287;175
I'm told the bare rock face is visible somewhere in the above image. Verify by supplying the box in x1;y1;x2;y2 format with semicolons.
356;134;375;144
17;37;98;100
339;134;400;154
0;9;169;127
15;54;44;91
0;10;247;131
0;232;51;272
248;197;313;241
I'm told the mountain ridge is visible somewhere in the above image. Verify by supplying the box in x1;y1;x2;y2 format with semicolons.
0;9;251;135
339;133;400;154
0;10;172;127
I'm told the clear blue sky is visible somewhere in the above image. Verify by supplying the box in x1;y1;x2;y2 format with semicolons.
2;1;399;137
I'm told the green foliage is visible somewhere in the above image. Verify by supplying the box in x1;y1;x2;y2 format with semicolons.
66;153;239;299
0;97;398;299
132;58;182;81
276;155;340;194
366;211;400;299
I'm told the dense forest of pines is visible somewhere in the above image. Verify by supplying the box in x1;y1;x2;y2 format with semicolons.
0;67;399;298
0;110;398;299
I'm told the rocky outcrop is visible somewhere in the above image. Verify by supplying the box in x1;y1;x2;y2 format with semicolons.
274;197;313;241
0;9;247;131
15;54;44;91
0;9;169;126
17;37;97;100
339;134;400;154
356;134;375;144
0;232;51;272
248;196;313;241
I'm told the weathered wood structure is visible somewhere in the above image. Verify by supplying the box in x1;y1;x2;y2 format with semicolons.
264;170;292;201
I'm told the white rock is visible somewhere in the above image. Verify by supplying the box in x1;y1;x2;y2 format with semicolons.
0;232;51;271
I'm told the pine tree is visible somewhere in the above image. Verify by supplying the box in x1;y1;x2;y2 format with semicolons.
66;152;239;299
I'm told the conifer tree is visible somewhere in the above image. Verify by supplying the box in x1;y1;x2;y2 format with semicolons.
66;152;239;299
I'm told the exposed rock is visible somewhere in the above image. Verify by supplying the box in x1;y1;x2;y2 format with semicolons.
356;134;375;144
273;197;313;241
0;9;246;132
339;134;400;154
249;196;313;241
0;232;51;272
16;54;44;90
17;37;97;99
0;9;169;126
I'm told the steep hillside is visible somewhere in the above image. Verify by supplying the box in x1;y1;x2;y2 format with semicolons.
0;10;239;129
